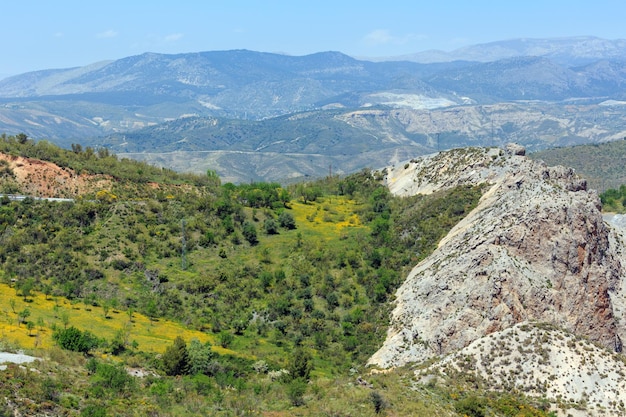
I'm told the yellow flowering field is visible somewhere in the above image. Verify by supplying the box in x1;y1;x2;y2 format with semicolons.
0;283;226;355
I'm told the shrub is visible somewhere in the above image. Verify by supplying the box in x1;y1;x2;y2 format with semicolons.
53;326;99;354
264;218;279;234
278;211;296;229
218;330;234;348
286;378;307;406
370;391;387;414
91;362;135;394
455;395;487;417
81;404;107;417
288;348;313;381
242;221;258;245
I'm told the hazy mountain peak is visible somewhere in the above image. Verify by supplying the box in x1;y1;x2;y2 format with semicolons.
385;36;626;66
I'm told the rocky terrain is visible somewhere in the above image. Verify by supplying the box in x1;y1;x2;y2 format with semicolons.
422;322;626;416
369;144;626;416
0;153;112;198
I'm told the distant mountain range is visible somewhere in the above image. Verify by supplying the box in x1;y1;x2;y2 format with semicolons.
387;36;626;66
1;36;626;182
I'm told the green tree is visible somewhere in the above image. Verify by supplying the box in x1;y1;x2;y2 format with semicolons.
17;278;34;301
278;211;296;229
288;347;313;381
42;284;52;301
206;169;221;187
161;336;189;376
26;320;35;336
187;338;215;375
218;330;234;348
264;218;279;235
17;308;30;327
297;184;322;204
102;302;110;319
242;221;258;245
60;310;70;329
16;133;28;144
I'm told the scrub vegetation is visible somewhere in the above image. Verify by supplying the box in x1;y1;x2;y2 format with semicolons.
0;134;550;416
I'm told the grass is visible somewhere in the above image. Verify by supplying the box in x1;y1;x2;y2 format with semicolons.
0;283;221;356
292;196;363;235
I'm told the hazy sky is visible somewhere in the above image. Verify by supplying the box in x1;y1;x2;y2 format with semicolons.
2;0;625;78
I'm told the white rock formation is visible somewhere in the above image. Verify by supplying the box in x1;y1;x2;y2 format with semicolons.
370;145;626;369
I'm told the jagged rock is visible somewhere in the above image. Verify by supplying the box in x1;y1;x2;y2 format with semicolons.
355;376;373;388
370;146;626;369
505;142;526;156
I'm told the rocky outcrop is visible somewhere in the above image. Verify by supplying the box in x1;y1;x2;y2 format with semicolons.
0;153;113;198
421;322;626;417
369;145;625;368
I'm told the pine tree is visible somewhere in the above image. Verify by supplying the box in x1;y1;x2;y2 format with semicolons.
162;336;190;376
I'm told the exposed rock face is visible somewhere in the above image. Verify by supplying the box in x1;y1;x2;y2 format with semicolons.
0;153;112;198
421;322;626;417
369;145;625;368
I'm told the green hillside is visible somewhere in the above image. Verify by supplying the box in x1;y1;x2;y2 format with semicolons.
0;134;551;416
529;139;626;194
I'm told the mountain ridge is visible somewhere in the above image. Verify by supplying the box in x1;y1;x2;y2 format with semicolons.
370;145;624;367
387;36;626;66
2;37;626;182
368;144;626;415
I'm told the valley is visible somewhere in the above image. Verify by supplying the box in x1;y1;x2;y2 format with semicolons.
1;37;626;416
2;39;626;183
0;136;624;415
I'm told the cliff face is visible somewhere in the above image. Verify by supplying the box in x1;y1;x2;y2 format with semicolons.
369;145;625;369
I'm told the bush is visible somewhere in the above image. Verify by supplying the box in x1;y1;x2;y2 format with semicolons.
81;404;107;417
286;378;307;406
288;348;313;381
218;330;234;348
278;211;296;229
91;362;135;394
370;391;387;414
53;326;99;353
264;218;279;235
242;221;258;245
455;395;487;417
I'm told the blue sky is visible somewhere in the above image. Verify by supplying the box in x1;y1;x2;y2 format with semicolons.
2;0;625;78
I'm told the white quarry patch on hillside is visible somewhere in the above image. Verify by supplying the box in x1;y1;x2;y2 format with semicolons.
420;322;626;417
198;100;221;110
364;92;456;110
599;100;626;106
